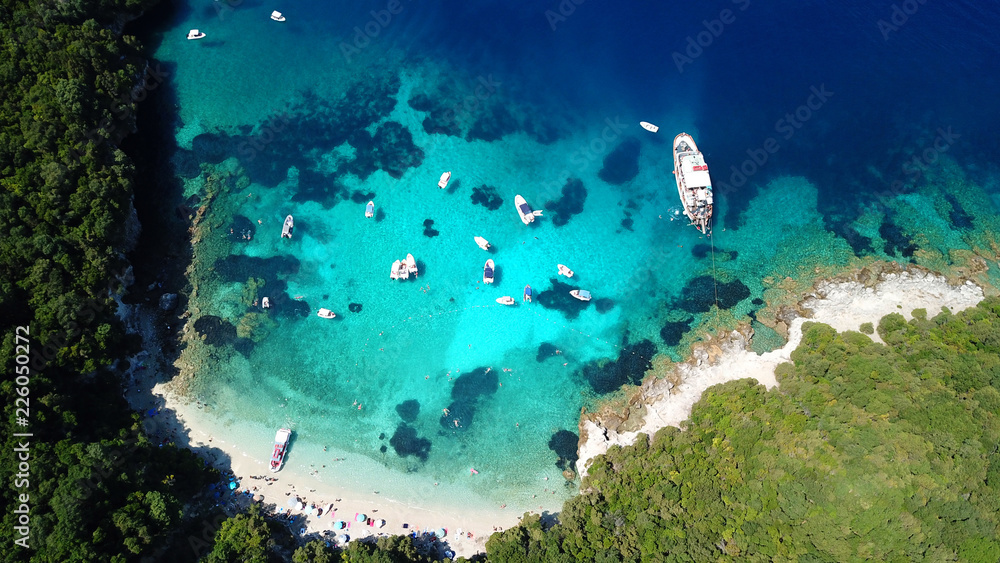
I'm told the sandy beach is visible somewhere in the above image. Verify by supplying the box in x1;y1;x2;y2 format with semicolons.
119;266;986;558
576;267;986;476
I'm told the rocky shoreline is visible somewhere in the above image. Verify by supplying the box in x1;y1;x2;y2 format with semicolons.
575;265;987;477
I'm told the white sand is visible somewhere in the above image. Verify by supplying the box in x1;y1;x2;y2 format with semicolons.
576;269;985;476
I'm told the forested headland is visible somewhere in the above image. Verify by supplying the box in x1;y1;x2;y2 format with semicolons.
485;300;1000;561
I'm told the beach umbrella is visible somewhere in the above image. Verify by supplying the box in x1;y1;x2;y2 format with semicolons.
435;528;446;538
337;534;349;543
228;482;237;490
306;505;315;515
334;520;345;530
297;501;306;510
376;519;386;528
355;513;367;522
287;497;298;508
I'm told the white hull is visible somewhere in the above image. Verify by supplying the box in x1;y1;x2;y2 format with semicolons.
187;30;206;40
271;11;286;21
557;264;574;278
483;259;494;284
405;253;417;275
474;236;490;251
514;195;541;225
496;296;515;305
438;171;451;189
640;121;659;133
390;260;401;280
570;289;591;302
673;133;713;235
270;428;292;472
365;201;374;218
317;308;336;318
281;215;294;238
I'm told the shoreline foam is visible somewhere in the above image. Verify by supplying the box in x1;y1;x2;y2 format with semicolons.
576;267;986;476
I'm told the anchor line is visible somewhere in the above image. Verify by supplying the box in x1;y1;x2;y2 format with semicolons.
709;226;720;322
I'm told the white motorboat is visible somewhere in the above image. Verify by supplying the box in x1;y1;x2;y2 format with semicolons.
557;264;574;278
317;308;336;318
438;171;451;189
673;132;714;235
514;195;542;225
187;29;206;40
390;260;401;280
270;428;292;472
496;296;515;305
474;236;490;251
640;121;659;133
261;296;270;309
570;289;592;302
405;253;418;276
281;215;294;238
365;200;374;218
271;10;286;21
398;259;410;280
483;259;494;284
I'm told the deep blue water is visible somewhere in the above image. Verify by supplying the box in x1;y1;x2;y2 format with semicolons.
135;0;1000;512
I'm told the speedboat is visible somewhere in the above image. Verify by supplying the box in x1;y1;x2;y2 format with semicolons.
483;259;494;284
390;260;401;280
281;215;294;238
262;296;270;309
496;296;515;306
523;285;532;302
474;236;490;251
438;171;451;189
398;259;410;280
673;132;714;235
187;29;206;40
557;264;574;277
271;10;286;21
640;121;659;133
570;289;591;301
365;201;374;218
317;308;336;318
270;428;292;472
514;195;542;225
405;253;418;276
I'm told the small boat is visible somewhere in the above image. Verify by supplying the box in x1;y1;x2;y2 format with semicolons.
398;259;410;280
405;253;418;276
390;260;401;280
262;296;270;309
570;289;592;302
281;215;294;238
514;194;542;225
270;428;292;472
523;285;532;302
640;121;659;133
270;10;286;21
496;296;515;306
365;200;374;218
673;132;714;235
483;259;494;284
187;29;206;40
438;171;451;189
317;308;336;318
557;264;574;278
474;236;490;251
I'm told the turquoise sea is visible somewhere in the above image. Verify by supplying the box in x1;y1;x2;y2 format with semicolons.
127;0;1000;511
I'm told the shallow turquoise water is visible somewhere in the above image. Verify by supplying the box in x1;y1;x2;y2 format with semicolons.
147;0;1000;508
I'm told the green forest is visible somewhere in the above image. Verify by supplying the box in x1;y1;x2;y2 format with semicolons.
2;0;999;561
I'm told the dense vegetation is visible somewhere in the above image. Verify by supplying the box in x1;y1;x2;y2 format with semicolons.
486;300;1000;561
0;0;219;561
